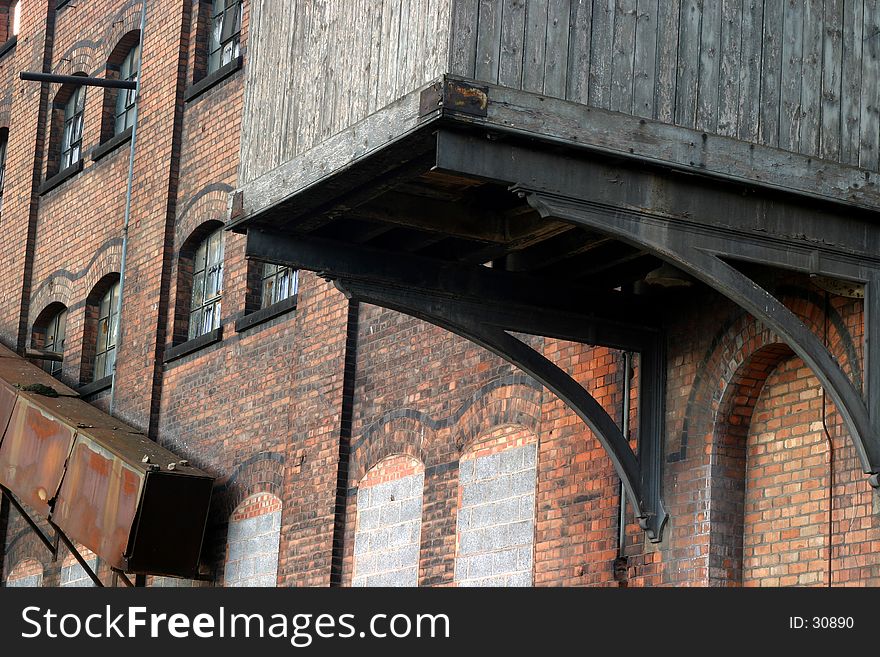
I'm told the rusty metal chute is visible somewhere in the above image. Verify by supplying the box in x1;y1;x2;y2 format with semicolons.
0;343;213;579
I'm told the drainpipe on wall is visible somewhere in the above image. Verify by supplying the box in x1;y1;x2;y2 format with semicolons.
109;0;148;418
613;351;633;587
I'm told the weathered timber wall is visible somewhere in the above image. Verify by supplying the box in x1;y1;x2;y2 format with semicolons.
240;0;453;184
450;0;880;170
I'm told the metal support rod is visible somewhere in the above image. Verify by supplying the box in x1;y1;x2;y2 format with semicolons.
50;521;104;587
110;0;147;416
617;351;632;556
111;568;134;587
0;485;56;557
19;71;137;89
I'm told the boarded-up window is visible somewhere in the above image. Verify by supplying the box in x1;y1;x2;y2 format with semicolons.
353;455;424;587
455;427;538;587
224;493;282;587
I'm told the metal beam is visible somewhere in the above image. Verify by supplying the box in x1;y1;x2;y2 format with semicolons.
0;485;56;558
245;230;668;540
524;189;880;483
19;72;137;90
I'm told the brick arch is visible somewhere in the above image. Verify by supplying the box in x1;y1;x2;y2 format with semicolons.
28;278;73;328
672;288;859;462
51;46;97;79
76;246;123;300
212;450;285;522
103;1;143;62
4;557;44;587
706;342;795;586
455;383;542;455
350;416;432;483
175;185;232;248
3;526;53;586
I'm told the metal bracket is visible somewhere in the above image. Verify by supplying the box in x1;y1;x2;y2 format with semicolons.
522;189;880;486
246;231;669;541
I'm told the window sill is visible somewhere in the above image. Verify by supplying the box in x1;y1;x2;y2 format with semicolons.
39;160;84;195
184;56;243;103
92;127;132;161
164;326;223;363
78;375;113;397
57;0;74;9
0;36;17;60
234;295;298;333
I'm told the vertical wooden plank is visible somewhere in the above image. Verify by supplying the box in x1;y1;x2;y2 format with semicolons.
695;0;722;132
590;0;616;109
654;0;680;123
523;0;549;93
450;0;479;78
859;0;880;170
758;0;783;146
412;0;430;91
779;0;804;152
632;0;658;118
798;0;823;156
840;0;864;165
367;0;385;114
379;0;401;109
543;0;571;97
396;0;412;100
716;0;742;136
675;0;702;127
475;0;503;83
821;0;844;161
610;0;637;113
433;0;454;80
565;0;593;104
736;0;763;141
499;0;527;88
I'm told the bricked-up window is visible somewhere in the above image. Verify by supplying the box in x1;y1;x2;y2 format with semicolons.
0;129;7;213
93;280;119;381
260;263;298;308
5;558;43;588
114;43;139;135
224;493;282;587
208;0;242;73
189;228;224;339
60;84;85;170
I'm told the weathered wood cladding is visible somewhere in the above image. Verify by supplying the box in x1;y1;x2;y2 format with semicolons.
450;0;880;171
240;0;453;184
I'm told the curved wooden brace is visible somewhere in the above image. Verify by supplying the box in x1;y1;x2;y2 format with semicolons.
333;278;668;542
524;190;880;484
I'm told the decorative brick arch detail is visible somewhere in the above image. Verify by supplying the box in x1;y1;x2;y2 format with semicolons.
455;384;542;455
103;2;143;62
672;288;860;462
77;246;124;302
5;557;44;584
350;417;432;484
175;186;231;248
51;47;97;80
3;527;52;585
707;342;795;586
28;279;73;329
212;451;285;522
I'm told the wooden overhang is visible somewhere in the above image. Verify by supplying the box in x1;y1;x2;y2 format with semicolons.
231;75;880;542
0;343;212;579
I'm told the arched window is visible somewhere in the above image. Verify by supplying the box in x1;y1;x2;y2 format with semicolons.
94;280;120;380
189;227;224;340
32;303;68;378
114;42;139;135
60;85;85;169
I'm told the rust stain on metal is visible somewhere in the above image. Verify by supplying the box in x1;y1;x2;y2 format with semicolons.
444;80;489;117
0;397;76;516
52;434;144;571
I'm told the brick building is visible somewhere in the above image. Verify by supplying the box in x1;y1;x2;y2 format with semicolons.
1;0;880;588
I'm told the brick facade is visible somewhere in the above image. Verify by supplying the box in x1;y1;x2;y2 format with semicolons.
0;1;877;589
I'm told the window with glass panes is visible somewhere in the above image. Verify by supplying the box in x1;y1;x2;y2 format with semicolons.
94;281;119;381
208;0;242;73
189;228;224;340
260;264;298;309
61;85;85;170
115;43;139;135
0;133;7;213
43;308;67;378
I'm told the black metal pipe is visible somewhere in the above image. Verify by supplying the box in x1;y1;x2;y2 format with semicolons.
19;71;137;89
